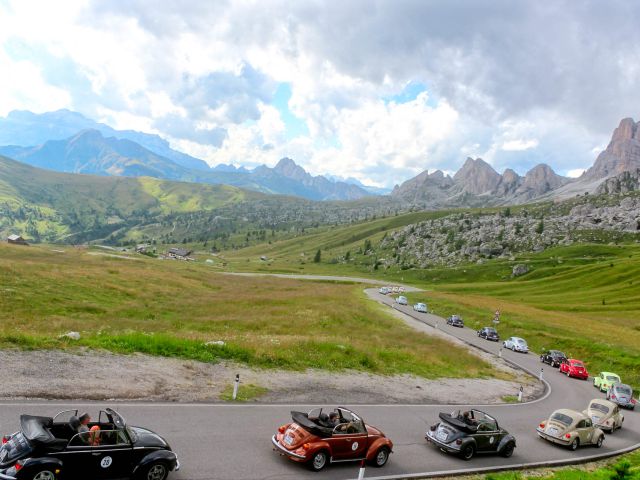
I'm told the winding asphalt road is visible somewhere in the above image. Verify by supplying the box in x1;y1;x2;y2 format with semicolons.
1;283;638;480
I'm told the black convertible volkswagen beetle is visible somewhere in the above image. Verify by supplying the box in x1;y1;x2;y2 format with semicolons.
426;409;516;460
0;408;179;480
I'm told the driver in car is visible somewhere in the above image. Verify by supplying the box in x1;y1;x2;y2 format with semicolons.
460;411;476;426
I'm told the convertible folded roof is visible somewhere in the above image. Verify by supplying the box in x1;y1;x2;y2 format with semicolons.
291;411;333;437
20;415;56;445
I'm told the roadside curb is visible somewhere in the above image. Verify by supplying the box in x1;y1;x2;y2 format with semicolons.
357;442;640;480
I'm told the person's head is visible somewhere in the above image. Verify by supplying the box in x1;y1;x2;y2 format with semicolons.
79;413;91;425
329;412;338;421
463;411;470;418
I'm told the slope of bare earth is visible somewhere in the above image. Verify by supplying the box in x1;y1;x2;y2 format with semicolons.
0;348;540;404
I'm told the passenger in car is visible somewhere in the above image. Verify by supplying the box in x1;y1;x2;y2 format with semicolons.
78;413;91;433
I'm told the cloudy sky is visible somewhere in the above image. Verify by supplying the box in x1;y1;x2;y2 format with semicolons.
1;0;639;187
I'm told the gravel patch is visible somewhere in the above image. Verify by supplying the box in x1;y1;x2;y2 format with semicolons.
0;349;541;404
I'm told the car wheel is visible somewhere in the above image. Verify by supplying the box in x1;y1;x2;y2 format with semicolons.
139;461;169;480
460;444;475;461
309;450;328;471
32;471;57;480
501;442;515;458
371;446;390;467
570;438;579;451
595;435;604;448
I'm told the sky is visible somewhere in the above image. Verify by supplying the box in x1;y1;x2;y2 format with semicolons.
0;0;639;188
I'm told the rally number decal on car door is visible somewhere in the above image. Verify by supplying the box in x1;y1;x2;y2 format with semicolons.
101;456;113;468
352;442;359;451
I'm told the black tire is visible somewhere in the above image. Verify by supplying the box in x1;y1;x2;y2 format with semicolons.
570;438;579;451
30;470;58;480
308;450;329;472
371;446;390;467
501;442;515;458
595;435;604;448
460;444;475;461
138;461;169;480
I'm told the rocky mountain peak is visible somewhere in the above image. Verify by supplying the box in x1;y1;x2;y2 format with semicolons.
583;117;640;181
453;157;501;195
519;163;567;195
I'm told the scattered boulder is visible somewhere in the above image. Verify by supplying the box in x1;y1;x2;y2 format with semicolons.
512;264;530;277
205;340;226;347
60;331;81;341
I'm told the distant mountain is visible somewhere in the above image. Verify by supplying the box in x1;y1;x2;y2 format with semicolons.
250;158;371;201
0;109;211;171
392;157;568;207
325;174;392;195
0;110;373;201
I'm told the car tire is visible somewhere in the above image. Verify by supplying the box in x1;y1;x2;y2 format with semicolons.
460;444;475;461
595;435;604;448
31;471;58;480
309;450;329;472
570;438;579;451
138;461;169;480
371;446;390;467
501;442;515;458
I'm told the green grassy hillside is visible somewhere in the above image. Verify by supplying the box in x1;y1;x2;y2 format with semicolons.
0;242;503;380
0;155;262;242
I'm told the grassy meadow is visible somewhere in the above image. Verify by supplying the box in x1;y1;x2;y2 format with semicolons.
0;242;502;380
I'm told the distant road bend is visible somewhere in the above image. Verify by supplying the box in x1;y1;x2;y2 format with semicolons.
1;275;638;480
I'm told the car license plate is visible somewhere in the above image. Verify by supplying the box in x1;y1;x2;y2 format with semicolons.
436;430;447;442
284;434;294;445
548;427;558;436
592;416;600;423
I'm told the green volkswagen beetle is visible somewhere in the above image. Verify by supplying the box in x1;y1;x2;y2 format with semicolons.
594;372;621;392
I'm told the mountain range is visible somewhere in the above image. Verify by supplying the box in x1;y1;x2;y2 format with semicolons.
392;117;640;207
0;110;373;201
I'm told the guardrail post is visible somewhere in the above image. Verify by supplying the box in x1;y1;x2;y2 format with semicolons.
357;459;366;480
232;373;240;400
434;320;438;329
518;385;523;402
498;347;502;358
539;368;544;381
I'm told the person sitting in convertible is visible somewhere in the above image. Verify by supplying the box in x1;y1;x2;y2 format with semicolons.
459;411;476;426
328;412;341;427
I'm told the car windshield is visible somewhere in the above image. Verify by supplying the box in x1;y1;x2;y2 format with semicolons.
617;386;632;395
551;412;573;426
590;403;610;414
486;328;496;333
0;433;33;464
516;339;526;344
571;361;584;367
606;376;620;382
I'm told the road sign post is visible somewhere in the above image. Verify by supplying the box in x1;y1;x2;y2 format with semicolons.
357;459;366;480
518;386;523;402
232;374;240;400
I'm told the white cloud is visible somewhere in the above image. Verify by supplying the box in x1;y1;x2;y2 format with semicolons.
567;168;586;178
502;138;539;151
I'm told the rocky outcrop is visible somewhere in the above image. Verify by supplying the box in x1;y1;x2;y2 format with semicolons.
596;168;640;194
583;118;640;181
390;169;454;204
514;164;569;200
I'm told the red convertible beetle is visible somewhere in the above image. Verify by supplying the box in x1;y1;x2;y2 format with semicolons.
272;407;393;471
559;359;589;380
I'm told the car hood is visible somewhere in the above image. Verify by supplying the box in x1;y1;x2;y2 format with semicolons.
130;427;170;449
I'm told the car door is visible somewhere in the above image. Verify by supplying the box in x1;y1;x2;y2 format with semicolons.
576;419;593;444
62;432;101;478
329;423;368;460
90;429;135;479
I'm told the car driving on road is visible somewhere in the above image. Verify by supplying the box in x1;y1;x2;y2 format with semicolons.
607;383;637;410
593;372;621;392
396;296;408;305
584;399;624;433
426;409;516;460
477;327;499;342
413;302;428;313
378;287;389;295
503;337;529;353
0;408;179;480
537;409;604;450
540;350;567;368
447;315;464;328
559;359;589;380
272;407;393;472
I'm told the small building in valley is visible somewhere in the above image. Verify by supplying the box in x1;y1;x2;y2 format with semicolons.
167;247;193;260
7;234;28;246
